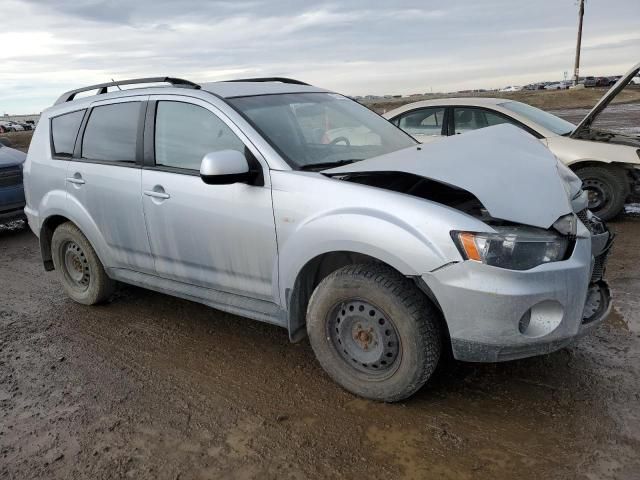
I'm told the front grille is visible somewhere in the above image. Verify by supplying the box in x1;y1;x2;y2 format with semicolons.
0;166;22;188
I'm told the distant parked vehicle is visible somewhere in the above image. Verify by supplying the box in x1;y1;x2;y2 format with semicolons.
545;82;570;90
499;85;522;92
583;76;597;87
0;121;15;133
8;122;24;132
631;75;640;85
0;141;27;224
385;62;640;220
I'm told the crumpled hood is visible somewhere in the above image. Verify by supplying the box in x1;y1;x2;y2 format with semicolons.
324;124;573;229
0;146;27;168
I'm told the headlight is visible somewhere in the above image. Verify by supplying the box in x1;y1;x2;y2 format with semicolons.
452;226;569;270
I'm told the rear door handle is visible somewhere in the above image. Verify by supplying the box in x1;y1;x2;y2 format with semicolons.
144;189;170;200
66;176;85;185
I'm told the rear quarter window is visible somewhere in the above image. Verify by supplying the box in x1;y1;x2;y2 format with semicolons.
50;110;85;157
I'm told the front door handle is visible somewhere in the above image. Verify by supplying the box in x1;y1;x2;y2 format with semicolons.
144;188;170;200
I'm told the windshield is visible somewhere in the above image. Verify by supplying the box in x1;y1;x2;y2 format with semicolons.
500;101;575;136
229;92;415;170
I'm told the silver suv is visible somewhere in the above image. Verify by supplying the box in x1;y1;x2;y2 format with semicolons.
24;77;612;401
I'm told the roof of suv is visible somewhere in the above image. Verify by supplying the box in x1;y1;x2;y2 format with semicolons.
51;77;329;110
201;81;327;98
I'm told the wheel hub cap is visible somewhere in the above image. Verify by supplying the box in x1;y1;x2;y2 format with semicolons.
328;300;400;374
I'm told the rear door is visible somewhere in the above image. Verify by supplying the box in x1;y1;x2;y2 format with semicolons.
140;95;278;302
66;96;154;273
451;107;512;135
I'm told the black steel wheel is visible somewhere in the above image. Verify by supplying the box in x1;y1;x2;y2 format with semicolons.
51;222;115;305
576;166;628;221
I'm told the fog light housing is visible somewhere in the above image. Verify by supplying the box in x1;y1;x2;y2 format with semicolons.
518;301;564;338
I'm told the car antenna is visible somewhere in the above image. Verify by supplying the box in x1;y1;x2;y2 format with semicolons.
111;79;122;91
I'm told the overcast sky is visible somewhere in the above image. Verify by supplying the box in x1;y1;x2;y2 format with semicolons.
1;0;639;114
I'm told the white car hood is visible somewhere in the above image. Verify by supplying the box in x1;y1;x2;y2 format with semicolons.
324;124;573;229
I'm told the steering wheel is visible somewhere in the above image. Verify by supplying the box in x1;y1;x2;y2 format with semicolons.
329;136;351;146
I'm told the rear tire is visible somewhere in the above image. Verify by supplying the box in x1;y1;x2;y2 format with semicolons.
306;263;442;402
575;165;629;221
51;222;115;305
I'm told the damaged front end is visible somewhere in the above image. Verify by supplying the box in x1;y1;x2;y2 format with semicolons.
324;124;613;361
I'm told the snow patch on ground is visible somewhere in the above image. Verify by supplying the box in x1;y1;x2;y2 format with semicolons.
625;203;640;216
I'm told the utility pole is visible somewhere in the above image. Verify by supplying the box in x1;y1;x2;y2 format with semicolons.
573;0;585;85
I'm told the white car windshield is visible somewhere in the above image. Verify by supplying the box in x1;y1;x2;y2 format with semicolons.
500;101;575;136
229;93;416;170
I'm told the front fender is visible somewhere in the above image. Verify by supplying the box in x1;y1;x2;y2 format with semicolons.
278;208;460;305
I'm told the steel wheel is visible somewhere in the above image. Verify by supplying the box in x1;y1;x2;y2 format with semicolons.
327;299;401;377
582;177;611;211
61;240;91;291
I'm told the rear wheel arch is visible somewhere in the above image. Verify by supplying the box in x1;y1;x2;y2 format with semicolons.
39;215;71;271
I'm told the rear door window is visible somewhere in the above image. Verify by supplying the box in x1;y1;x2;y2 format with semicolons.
82;102;141;163
453;107;511;134
394;107;445;138
51;110;85;157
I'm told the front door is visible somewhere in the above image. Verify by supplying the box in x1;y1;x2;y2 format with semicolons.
141;96;278;302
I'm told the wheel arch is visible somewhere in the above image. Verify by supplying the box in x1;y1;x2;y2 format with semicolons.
285;250;451;346
39;214;71;271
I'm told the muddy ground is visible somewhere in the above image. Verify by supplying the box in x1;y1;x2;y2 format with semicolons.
1;218;639;480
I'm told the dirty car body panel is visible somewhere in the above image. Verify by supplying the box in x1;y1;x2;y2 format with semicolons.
23;78;613;386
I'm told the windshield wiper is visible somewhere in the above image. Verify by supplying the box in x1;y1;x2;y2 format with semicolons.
299;159;360;171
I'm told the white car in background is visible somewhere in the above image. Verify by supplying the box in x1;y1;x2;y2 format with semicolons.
384;62;640;220
499;86;522;92
545;82;571;90
631;75;640;85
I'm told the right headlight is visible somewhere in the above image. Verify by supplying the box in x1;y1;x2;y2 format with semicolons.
451;226;569;270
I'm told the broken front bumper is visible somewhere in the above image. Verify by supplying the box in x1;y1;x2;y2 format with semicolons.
422;219;613;362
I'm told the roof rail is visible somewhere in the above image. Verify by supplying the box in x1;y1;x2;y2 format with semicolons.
225;77;310;86
54;77;201;105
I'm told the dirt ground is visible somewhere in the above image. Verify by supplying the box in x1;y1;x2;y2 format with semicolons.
0;131;33;153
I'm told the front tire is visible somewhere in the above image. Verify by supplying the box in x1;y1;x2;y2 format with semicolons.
51;222;115;305
306;263;442;402
575;166;629;221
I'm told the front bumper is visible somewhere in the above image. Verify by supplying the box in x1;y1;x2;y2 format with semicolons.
423;221;613;362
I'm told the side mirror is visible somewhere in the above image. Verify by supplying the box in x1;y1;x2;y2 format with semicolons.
200;150;251;185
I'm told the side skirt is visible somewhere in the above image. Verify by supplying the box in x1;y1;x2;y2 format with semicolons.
107;268;287;328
